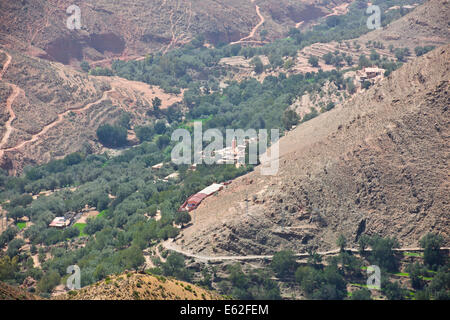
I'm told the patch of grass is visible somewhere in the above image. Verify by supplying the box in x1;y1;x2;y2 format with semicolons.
97;210;107;219
403;252;423;257
350;283;368;288
16;222;27;230
393;272;410;277
73;223;87;237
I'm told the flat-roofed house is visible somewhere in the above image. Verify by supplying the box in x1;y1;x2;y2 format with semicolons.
178;183;225;212
49;217;70;228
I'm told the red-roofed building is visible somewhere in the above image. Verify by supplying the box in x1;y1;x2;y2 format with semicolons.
178;183;227;212
179;193;208;212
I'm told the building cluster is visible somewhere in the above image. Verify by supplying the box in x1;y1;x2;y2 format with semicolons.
201;138;253;167
356;67;385;87
49;216;70;228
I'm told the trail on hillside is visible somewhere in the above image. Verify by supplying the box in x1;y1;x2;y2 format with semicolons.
1;85;116;153
0;51;22;158
0;85;20;151
296;2;350;29
230;1;265;45
163;0;194;53
163;239;450;262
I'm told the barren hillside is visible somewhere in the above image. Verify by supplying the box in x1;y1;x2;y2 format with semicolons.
174;44;450;256
0;0;350;66
359;0;450;50
0;281;40;300
0;48;183;174
53;271;222;300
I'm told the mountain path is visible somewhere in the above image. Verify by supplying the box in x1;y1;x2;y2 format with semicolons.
162;239;450;262
1;87;116;153
0;51;23;158
230;1;265;45
0;53;118;155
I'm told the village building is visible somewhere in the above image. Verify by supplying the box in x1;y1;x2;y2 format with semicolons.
204;138;248;167
178;183;225;212
356;67;385;87
49;217;70;228
151;162;164;170
163;172;180;182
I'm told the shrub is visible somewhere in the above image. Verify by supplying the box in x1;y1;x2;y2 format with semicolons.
96;124;128;148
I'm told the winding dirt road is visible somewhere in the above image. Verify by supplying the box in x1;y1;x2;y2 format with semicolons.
230;1;265;45
0;51;22;158
295;2;350;29
1;86;116;153
0;50;118;155
163;239;450;262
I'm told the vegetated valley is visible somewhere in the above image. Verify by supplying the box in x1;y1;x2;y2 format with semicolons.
0;0;449;300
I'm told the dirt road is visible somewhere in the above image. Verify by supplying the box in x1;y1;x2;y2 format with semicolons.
163;239;450;262
230;1;265;45
0;51;22;157
1;85;116;153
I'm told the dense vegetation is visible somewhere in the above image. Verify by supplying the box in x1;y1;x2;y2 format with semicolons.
0;0;438;299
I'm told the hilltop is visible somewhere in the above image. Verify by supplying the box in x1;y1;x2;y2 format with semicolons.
53;271;222;300
0;281;40;300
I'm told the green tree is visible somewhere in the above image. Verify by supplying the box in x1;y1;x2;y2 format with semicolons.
427;266;450;300
6;238;25;258
154;120;167;135
0;256;19;281
270;250;297;279
351;288;372;300
175;211;191;228
37;269;61;294
337;234;346;252
382;280;407;300
260;29;268;40
135;125;154;142
162;252;192;281
96;124;128;148
80;61;90;72
322;52;333;65
282;109;299;130
251;57;264;74
368;236;399;272
420;233;444;270
358;234;370;255
152;97;162;111
156;135;170;150
308;55;319;68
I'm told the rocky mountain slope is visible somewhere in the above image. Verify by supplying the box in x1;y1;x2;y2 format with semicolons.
0;281;40;300
53;271;222;300
174;44;450;256
0;0;349;65
359;0;450;50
